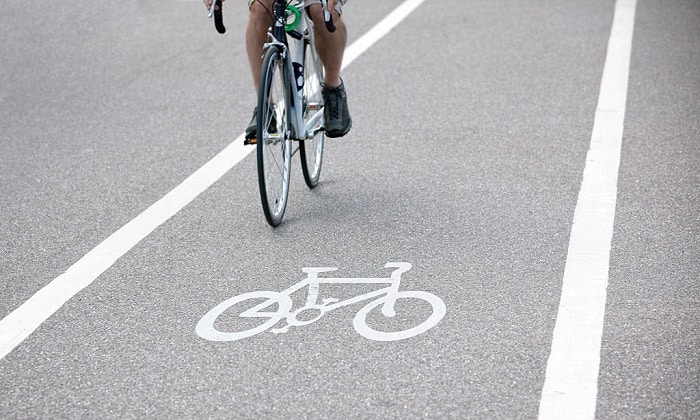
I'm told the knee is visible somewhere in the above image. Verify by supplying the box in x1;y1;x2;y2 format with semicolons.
307;4;341;32
307;4;324;23
249;1;273;27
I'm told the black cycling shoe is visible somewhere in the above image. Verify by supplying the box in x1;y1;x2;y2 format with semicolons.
322;81;352;138
244;107;277;145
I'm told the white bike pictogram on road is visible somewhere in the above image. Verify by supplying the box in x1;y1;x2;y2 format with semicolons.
196;262;446;342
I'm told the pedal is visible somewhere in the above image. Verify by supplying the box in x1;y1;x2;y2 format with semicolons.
244;137;257;145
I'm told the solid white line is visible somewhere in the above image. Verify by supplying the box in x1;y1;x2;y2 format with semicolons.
538;0;637;419
0;136;250;359
342;0;427;67
0;0;428;361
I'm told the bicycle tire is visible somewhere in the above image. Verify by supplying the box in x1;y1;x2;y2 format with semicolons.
352;291;446;342
299;36;325;189
196;291;293;341
257;45;292;227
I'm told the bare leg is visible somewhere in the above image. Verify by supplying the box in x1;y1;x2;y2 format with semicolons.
246;1;273;92
307;5;347;87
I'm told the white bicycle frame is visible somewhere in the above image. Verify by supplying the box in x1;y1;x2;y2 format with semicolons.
265;0;325;141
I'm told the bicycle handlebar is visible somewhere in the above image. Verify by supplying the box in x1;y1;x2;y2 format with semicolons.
208;0;334;35
321;0;337;33
208;0;226;34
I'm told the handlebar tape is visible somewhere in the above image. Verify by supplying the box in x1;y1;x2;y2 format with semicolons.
214;3;225;34
321;0;336;33
325;15;336;33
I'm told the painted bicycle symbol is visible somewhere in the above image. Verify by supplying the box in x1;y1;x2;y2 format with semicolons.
196;262;446;342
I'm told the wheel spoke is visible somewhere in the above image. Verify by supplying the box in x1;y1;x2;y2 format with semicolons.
300;36;325;189
257;47;291;226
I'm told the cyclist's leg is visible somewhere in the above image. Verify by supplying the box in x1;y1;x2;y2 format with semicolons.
247;0;275;91
307;1;352;137
246;0;275;140
306;1;346;88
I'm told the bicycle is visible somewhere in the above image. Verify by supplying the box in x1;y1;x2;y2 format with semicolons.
210;0;335;226
196;262;447;342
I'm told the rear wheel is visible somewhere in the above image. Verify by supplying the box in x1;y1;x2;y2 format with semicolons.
257;46;292;227
299;37;325;188
195;291;293;341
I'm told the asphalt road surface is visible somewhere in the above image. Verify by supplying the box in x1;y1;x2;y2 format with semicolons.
1;0;698;418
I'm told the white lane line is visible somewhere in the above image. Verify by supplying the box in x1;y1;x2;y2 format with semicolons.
538;0;637;419
342;0;426;66
0;0;428;361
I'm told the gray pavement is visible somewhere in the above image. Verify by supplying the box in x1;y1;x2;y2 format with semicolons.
0;0;697;418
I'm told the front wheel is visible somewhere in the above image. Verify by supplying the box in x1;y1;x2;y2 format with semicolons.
299;38;325;188
352;291;446;341
257;46;292;227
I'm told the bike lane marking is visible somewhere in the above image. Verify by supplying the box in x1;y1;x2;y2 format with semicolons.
538;0;637;419
195;262;446;342
0;0;429;361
